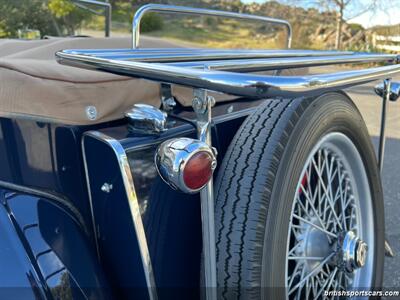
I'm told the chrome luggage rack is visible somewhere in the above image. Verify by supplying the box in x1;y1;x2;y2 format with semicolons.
56;47;400;98
56;4;400;300
56;3;400;99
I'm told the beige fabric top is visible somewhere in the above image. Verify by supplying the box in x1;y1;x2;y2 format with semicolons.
0;37;208;125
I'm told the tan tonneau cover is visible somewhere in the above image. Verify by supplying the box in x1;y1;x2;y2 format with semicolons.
0;37;198;125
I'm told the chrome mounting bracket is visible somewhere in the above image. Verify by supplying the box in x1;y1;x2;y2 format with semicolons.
376;78;391;173
192;89;217;300
160;83;176;112
374;79;400;172
374;79;399;258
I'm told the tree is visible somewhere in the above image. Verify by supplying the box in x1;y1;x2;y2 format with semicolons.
0;0;58;38
48;0;92;35
216;0;244;12
333;0;346;50
322;0;379;50
0;0;92;38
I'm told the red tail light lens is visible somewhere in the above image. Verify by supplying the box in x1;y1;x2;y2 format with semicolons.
183;151;214;190
155;138;217;194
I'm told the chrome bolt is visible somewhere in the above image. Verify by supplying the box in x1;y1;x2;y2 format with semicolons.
355;240;368;268
212;147;218;157
101;183;113;193
163;97;177;110
86;106;98;121
340;231;368;273
207;95;216;107
192;97;204;112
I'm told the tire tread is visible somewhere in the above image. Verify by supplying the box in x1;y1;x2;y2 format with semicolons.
215;97;308;299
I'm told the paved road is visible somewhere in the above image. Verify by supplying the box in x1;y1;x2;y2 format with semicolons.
346;78;400;289
141;36;189;48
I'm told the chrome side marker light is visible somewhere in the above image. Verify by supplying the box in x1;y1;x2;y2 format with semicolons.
155;137;217;194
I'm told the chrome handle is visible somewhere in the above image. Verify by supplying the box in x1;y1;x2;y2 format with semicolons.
132;4;292;49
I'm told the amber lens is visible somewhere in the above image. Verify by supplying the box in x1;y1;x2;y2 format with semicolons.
183;151;213;190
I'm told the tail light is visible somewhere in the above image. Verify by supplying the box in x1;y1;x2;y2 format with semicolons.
155;138;217;193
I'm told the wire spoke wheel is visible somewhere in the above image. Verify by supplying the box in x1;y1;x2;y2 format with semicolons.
215;94;384;300
286;132;374;299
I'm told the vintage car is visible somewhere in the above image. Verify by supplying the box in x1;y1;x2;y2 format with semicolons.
1;3;400;300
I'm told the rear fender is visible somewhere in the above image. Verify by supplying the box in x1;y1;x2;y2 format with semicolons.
0;188;111;299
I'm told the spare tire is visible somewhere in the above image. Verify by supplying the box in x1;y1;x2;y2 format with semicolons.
214;92;384;299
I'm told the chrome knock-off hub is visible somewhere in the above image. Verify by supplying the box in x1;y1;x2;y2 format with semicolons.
339;231;368;273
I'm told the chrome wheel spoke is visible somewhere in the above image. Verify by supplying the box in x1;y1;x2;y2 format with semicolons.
314;267;338;299
293;214;337;239
285;133;374;300
288;253;335;295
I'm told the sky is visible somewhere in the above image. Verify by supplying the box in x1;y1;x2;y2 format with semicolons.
241;0;400;28
348;7;399;28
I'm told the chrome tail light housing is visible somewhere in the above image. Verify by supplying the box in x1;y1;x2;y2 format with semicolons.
155;137;217;194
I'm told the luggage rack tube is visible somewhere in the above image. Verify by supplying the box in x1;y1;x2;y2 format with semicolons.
131;4;293;49
169;54;398;72
72;0;111;37
60;49;355;62
56;50;400;98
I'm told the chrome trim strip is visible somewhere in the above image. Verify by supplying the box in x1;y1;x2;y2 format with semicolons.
82;131;157;300
132;4;292;48
56;51;400;98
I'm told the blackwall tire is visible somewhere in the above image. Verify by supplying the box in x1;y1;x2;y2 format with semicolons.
214;93;384;299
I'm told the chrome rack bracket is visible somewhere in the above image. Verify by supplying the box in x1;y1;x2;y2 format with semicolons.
193;89;216;143
374;79;400;172
377;78;391;173
374;79;399;259
375;81;400;102
160;83;176;112
192;89;217;300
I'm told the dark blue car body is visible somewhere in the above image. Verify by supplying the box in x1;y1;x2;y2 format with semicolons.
0;99;262;299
